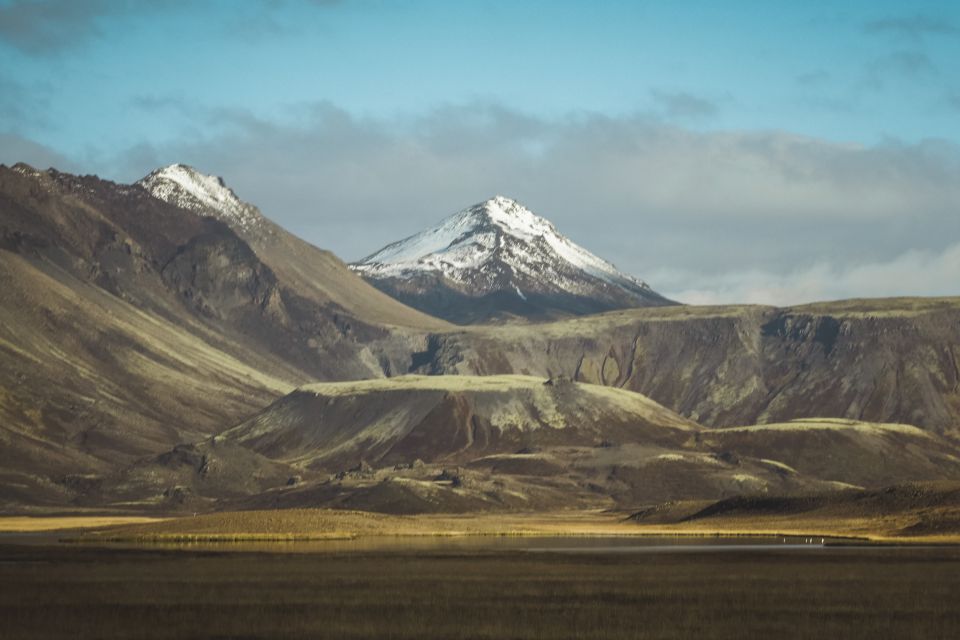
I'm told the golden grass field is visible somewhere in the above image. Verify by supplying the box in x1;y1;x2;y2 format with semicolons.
0;516;167;533
3;505;957;544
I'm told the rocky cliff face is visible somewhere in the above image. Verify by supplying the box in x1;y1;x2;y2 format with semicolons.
410;301;960;437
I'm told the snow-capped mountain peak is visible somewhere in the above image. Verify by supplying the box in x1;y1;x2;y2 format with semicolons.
350;196;673;323
138;164;262;231
354;195;647;287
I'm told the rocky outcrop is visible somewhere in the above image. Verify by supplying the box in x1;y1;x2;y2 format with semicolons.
220;375;699;472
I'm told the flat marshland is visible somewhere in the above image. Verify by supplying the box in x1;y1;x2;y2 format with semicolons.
1;542;959;639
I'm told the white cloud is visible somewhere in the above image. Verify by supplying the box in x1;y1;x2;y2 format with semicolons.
659;242;960;306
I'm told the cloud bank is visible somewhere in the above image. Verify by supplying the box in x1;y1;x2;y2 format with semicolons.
5;101;958;306
656;242;960;306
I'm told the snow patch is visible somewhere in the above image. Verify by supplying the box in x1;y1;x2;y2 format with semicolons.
138;164;262;232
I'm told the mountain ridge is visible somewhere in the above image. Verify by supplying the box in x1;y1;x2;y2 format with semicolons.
139;163;450;330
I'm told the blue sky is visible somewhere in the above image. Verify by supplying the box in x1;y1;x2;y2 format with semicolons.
2;0;959;304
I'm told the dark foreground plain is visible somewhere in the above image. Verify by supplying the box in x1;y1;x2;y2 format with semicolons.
1;543;959;639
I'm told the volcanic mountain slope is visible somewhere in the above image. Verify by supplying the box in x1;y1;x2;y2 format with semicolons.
0;163;436;510
0;163;290;505
1;163;430;380
410;299;960;438
351;196;675;323
0;242;301;508
139;164;448;330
